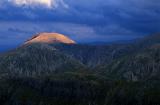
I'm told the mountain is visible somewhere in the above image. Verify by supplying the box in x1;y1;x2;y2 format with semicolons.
1;33;160;78
0;43;86;77
101;46;160;81
100;33;160;81
25;32;76;44
0;33;160;105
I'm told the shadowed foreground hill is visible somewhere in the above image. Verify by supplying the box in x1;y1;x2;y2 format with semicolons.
0;33;160;105
0;43;85;77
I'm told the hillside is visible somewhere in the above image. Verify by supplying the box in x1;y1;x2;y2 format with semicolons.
0;33;160;105
0;43;85;77
102;46;160;80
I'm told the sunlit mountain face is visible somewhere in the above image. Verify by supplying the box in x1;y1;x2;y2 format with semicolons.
0;0;160;105
25;32;76;44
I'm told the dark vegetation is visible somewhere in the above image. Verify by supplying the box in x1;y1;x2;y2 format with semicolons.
0;33;160;105
0;75;160;105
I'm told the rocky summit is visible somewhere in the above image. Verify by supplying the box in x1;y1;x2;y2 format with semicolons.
25;32;76;44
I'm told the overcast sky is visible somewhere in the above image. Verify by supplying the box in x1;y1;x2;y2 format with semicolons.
0;0;160;50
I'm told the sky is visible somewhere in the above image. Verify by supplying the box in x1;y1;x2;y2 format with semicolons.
0;0;160;51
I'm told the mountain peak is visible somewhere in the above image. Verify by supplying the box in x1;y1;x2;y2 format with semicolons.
25;32;76;44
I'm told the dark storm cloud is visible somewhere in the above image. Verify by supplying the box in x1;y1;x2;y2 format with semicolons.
107;0;160;34
70;0;160;35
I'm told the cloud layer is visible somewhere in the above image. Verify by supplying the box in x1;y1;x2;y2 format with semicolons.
0;0;68;9
10;0;53;8
0;0;160;49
